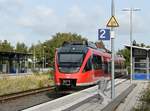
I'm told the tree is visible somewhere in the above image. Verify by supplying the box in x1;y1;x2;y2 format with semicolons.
0;40;14;52
43;32;87;65
132;40;140;46
29;43;42;67
95;40;105;49
95;40;111;52
28;33;87;67
117;48;130;68
16;42;28;53
140;43;145;47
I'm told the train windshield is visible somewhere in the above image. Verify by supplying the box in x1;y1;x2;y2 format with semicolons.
58;53;84;73
59;53;83;63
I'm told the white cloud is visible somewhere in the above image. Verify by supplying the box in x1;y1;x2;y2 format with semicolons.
0;33;26;46
68;6;86;19
0;0;24;15
64;5;105;39
18;6;62;36
17;4;108;43
117;12;147;36
0;1;149;49
31;6;55;18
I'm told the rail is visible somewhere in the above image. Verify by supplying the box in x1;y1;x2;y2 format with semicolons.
0;86;55;102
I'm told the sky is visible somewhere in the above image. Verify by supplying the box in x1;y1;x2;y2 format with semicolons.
0;0;149;50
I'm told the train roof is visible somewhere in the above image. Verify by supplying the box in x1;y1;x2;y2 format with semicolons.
58;41;109;53
57;41;125;61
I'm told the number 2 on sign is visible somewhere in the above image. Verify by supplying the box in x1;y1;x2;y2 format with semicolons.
100;29;106;39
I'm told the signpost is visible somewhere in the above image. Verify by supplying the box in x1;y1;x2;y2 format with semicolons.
98;0;119;100
98;29;110;40
107;0;119;99
107;16;119;27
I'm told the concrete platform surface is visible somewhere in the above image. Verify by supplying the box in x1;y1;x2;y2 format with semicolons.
73;80;132;111
23;79;126;111
115;81;149;111
73;81;149;111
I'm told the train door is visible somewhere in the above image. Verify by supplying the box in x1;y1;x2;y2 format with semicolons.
103;57;111;76
92;54;103;78
82;56;93;82
104;61;108;75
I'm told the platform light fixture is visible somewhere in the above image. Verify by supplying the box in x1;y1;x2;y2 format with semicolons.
122;8;141;83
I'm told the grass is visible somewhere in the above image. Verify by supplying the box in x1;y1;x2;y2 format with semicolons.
132;82;150;111
0;72;54;96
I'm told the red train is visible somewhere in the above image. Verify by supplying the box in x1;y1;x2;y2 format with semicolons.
54;41;126;88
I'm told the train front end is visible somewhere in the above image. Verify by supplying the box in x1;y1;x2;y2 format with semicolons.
54;42;91;87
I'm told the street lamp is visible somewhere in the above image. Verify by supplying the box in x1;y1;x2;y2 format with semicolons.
122;8;140;83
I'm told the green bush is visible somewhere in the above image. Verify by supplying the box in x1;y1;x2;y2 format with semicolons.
0;74;54;96
133;83;150;111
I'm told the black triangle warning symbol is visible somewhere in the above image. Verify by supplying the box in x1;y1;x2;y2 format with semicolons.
107;16;119;27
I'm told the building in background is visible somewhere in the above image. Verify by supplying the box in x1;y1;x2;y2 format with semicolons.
126;45;150;80
0;51;32;74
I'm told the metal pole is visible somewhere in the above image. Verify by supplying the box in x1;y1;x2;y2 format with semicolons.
130;8;133;83
147;50;149;80
44;48;46;68
43;47;44;72
111;0;115;99
122;8;140;83
43;46;45;71
33;45;36;70
111;35;115;99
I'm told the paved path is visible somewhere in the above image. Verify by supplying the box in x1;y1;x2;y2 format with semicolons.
115;81;149;111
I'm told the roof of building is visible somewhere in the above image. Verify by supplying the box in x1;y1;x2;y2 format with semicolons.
0;51;32;60
0;51;32;55
125;45;149;50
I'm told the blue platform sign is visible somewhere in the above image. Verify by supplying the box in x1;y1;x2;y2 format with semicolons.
98;29;110;40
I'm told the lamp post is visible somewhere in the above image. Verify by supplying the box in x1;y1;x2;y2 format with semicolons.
33;44;36;70
43;46;46;72
122;8;140;83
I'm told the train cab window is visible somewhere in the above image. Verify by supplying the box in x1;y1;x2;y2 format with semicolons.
92;55;102;70
83;57;92;72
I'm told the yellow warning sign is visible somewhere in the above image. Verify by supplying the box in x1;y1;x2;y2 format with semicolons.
107;16;119;27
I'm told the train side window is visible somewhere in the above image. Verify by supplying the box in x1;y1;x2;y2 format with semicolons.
92;55;97;69
108;62;111;73
97;56;102;69
104;62;108;73
83;57;92;72
92;55;102;70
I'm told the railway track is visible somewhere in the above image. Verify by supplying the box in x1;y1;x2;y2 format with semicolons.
0;84;93;103
0;86;55;103
0;86;89;111
0;78;128;111
0;74;128;103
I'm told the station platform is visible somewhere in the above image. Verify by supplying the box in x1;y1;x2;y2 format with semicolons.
23;79;148;111
23;79;131;111
74;80;149;111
